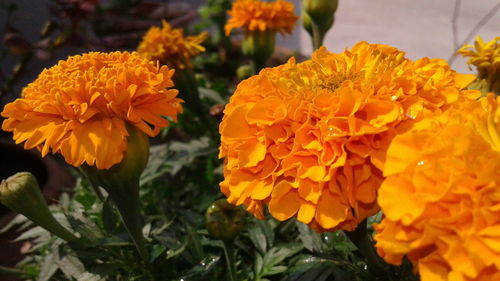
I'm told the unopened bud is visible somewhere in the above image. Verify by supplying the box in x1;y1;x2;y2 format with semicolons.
0;172;79;242
206;199;245;241
302;0;338;27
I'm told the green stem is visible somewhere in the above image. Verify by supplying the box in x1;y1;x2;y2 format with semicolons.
311;21;325;50
345;220;390;279
222;240;237;281
107;184;149;265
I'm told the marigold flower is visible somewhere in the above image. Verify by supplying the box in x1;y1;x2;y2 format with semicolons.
137;20;208;69
1;51;183;170
224;0;298;36
458;36;500;94
375;94;500;281
458;36;500;70
219;41;479;232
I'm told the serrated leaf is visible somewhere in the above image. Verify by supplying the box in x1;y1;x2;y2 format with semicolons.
0;214;29;233
37;254;58;281
77;272;106;281
14;226;48;242
248;225;267;254
254;253;263;275
150;244;166;262
166;239;188;260
264;265;288;275
296;221;324;253
57;254;85;278
198;87;226;104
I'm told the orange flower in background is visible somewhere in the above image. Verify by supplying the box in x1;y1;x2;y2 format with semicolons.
458;36;500;94
1;51;183;169
458;36;500;70
137;20;208;69
225;0;298;35
219;41;479;232
375;94;500;281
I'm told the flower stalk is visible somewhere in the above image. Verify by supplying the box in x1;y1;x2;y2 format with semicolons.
81;125;150;264
345;220;391;279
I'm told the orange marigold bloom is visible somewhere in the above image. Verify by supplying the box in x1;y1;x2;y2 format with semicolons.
219;41;479;232
458;36;500;70
137;20;208;69
375;94;500;281
225;0;298;36
1;51;183;169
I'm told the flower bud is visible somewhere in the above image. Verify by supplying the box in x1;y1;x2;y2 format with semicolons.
206;199;245;241
302;0;338;27
236;65;253;80
0;172;79;242
242;30;276;72
302;0;337;49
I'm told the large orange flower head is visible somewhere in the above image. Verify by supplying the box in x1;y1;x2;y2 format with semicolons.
1;51;183;170
219;41;479;232
137;20;208;69
375;94;500;281
225;0;298;36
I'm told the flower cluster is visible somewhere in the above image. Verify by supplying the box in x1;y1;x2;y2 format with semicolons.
1;51;183;169
137;20;208;70
225;0;298;35
219;41;479;232
375;94;500;281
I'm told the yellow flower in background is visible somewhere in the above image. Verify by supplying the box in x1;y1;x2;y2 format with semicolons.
458;36;500;70
224;0;298;36
137;20;208;69
1;51;183;169
458;36;500;94
375;94;500;281
219;41;479;232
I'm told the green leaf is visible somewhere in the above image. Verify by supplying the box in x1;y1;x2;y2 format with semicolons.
37;253;58;281
150;244;167;262
296;221;324;253
14;226;48;242
248;225;267;255
198;87;226;104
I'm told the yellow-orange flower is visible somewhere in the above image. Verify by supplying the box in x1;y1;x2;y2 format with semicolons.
375;94;500;281
458;36;500;94
1;51;183;169
458;36;500;70
225;0;298;36
219;41;479;232
137;20;208;69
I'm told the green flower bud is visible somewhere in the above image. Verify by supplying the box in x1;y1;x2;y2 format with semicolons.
0;172;79;242
302;0;338;49
242;30;276;72
301;10;334;38
81;125;149;262
302;0;338;26
236;65;253;80
206;199;245;241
